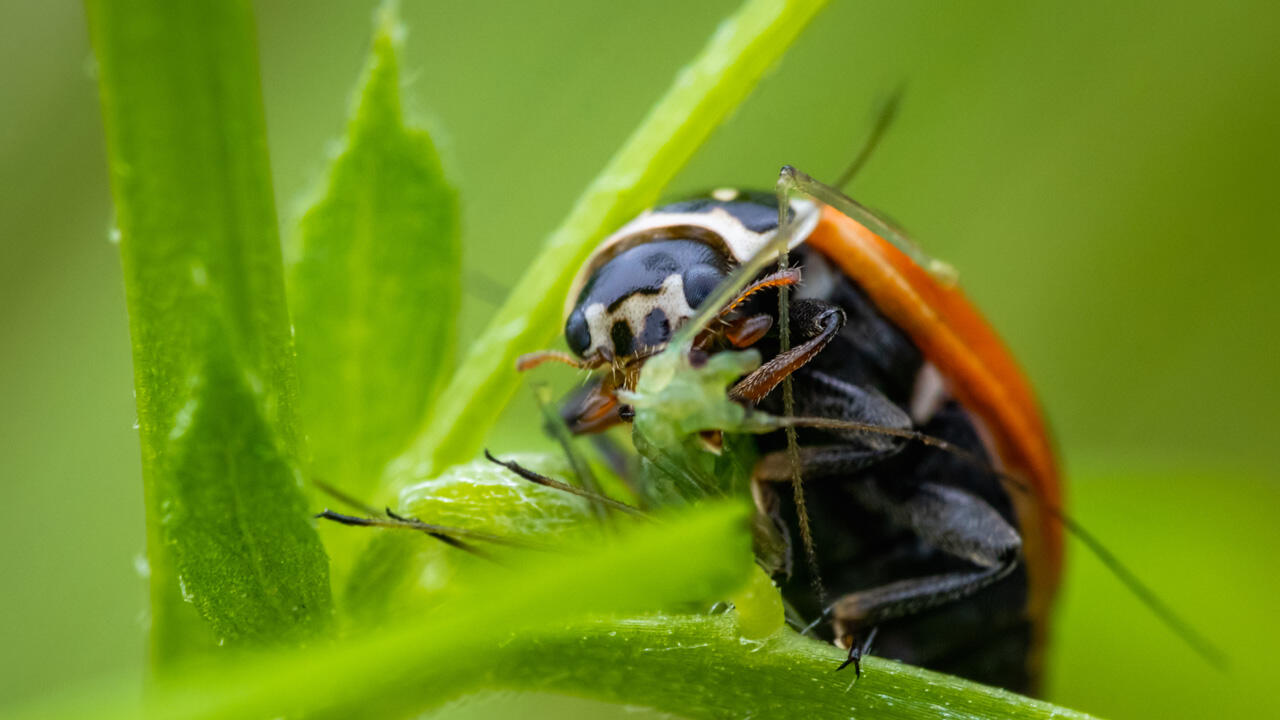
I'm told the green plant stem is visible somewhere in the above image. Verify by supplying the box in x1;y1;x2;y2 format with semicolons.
486;616;1101;720
86;0;330;667
388;0;829;484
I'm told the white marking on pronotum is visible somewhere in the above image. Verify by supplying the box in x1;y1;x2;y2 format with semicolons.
565;197;820;319
582;274;695;357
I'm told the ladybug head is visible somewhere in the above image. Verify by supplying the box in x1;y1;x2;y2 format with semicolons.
564;239;730;363
515;189;817;434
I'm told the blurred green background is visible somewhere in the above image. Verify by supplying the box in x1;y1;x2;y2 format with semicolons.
3;1;1277;717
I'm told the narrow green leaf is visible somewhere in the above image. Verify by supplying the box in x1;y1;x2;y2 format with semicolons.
85;0;331;663
9;503;755;720
288;5;459;499
388;0;829;483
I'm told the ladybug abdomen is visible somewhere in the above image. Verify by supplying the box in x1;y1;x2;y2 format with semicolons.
759;246;1035;693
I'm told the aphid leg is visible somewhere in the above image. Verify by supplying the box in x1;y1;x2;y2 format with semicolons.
316;508;492;558
313;477;384;517
833;87;903;190
533;384;613;522
483;450;647;518
827;481;1021;657
777;165;956;283
313;479;534;556
729;299;845;403
798;613;825;637
586;432;643;501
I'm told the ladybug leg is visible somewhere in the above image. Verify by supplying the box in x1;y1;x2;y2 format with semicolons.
749;478;794;578
832;88;902;190
828;481;1022;641
754;444;891;482
785;369;912;446
836;626;880;677
716;268;801;316
516;349;605;372
730;299;845;403
722;313;774;348
753;369;915;481
559;377;628;435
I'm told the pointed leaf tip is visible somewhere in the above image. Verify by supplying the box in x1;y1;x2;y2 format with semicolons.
289;6;460;505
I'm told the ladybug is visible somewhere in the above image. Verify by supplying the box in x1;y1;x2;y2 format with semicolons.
516;167;1061;694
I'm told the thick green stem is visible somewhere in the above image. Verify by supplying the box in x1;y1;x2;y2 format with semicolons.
490;616;1102;720
86;0;331;669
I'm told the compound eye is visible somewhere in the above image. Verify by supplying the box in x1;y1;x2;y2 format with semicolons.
565;308;591;357
682;264;725;309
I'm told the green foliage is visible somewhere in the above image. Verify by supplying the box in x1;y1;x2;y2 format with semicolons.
389;0;831;481
5;0;1272;716
1052;470;1277;719
12;501;757;720
47;0;1114;718
84;0;330;663
629;347;763;502
288;6;459;502
624;343;792;638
